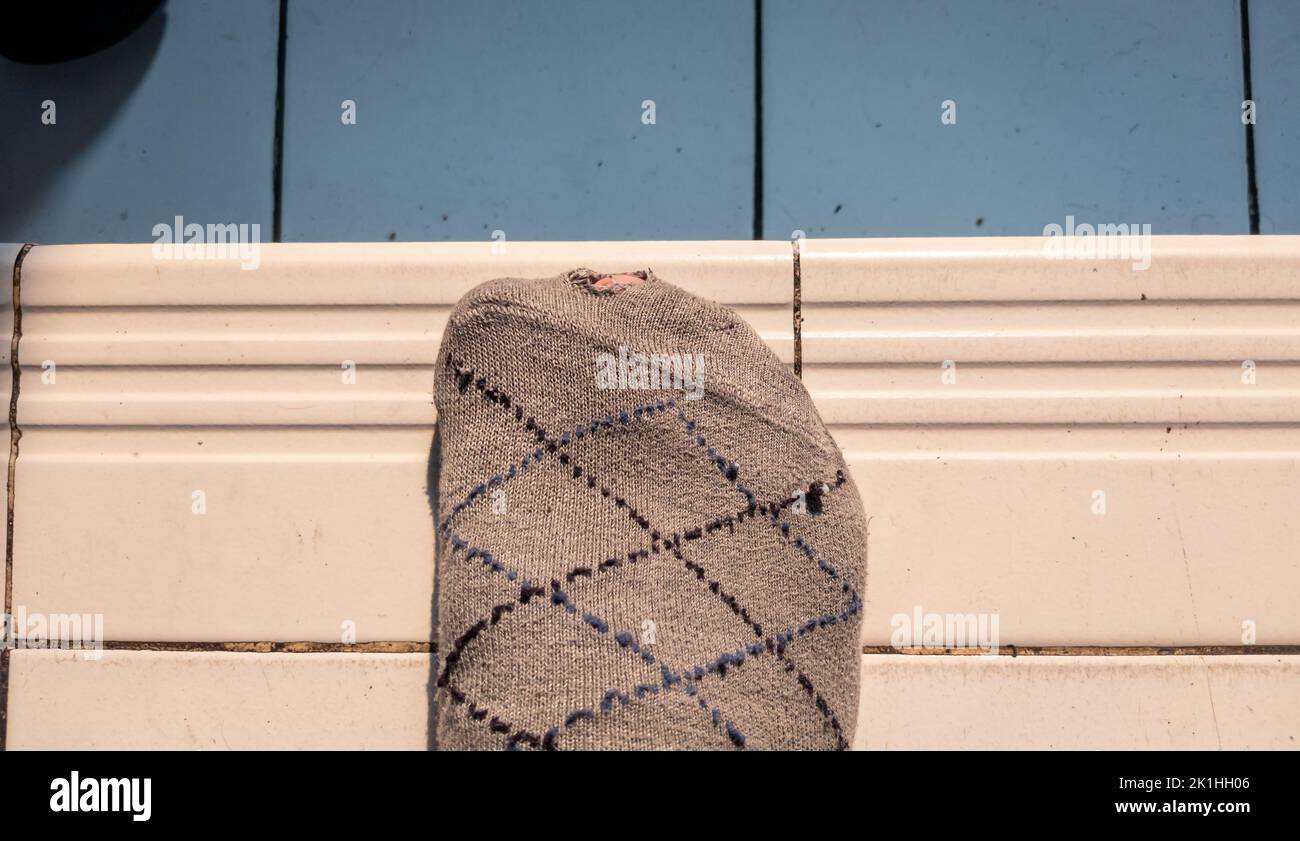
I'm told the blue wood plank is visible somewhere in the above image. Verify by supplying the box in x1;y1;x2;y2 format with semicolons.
1250;0;1300;233
0;0;278;244
763;0;1249;238
281;0;755;241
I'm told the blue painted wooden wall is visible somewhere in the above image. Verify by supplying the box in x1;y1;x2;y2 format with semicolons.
1;0;1294;244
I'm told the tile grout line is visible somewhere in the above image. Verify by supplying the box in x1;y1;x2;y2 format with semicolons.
865;645;1300;657
21;641;1293;657
1239;0;1260;234
792;236;801;378
92;641;434;654
1;242;32;752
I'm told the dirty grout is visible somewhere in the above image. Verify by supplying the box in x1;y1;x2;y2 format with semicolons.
792;236;801;378
1;242;33;751
86;641;436;654
17;641;1295;657
864;645;1300;656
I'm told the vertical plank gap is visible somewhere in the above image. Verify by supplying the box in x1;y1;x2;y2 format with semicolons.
1240;0;1260;234
752;0;764;241
272;0;289;242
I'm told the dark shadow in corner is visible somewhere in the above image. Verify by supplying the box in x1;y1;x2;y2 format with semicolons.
424;422;441;750
0;7;166;242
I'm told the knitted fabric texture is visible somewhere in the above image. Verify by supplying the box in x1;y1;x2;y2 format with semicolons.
433;269;867;750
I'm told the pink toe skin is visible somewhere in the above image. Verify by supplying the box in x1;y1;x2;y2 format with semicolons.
592;273;644;290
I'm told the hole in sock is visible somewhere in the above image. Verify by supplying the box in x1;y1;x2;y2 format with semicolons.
806;482;826;515
566;267;653;295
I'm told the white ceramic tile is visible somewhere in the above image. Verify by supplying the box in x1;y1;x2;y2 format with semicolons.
856;654;1300;749
6;649;431;749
